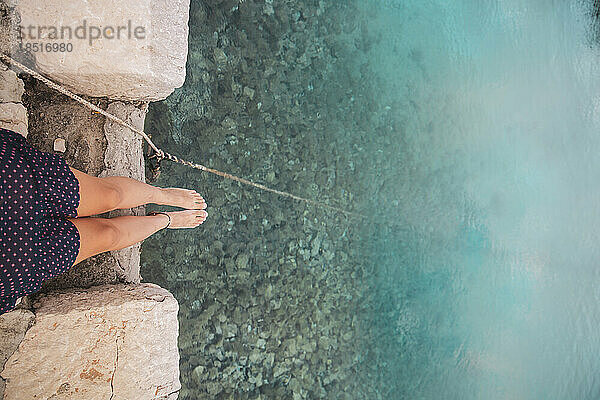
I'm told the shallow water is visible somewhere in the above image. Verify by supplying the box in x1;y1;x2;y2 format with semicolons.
143;0;600;398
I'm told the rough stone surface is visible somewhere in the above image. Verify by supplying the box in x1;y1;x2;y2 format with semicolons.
0;102;27;136
22;75;108;175
0;68;24;103
0;309;34;370
0;60;28;137
100;101;147;284
0;1;20;57
0;308;35;398
2;284;180;400
15;0;190;101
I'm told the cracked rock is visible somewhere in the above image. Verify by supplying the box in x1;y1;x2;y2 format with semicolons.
0;67;24;103
0;308;35;400
0;103;27;137
1;284;180;400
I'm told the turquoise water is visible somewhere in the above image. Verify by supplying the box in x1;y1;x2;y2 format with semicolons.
143;0;600;398
362;0;600;399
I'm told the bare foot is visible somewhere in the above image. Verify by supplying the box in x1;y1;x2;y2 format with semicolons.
160;188;206;210
165;209;208;229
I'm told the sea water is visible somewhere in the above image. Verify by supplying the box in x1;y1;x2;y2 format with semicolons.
360;0;600;399
142;0;600;398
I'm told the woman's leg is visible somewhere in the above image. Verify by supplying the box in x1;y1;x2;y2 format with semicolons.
69;167;206;217
68;209;208;265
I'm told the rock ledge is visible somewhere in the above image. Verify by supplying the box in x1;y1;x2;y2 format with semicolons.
1;284;180;400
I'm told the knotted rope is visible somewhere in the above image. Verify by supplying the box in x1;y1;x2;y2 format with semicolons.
0;52;356;217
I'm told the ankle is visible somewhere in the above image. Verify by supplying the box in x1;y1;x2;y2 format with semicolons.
149;212;171;229
155;187;169;205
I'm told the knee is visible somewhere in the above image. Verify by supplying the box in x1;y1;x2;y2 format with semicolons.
101;179;123;211
69;217;123;263
98;219;121;251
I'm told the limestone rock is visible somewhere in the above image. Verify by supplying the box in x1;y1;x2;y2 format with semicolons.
15;0;190;101
0;309;35;369
53;137;66;152
0;67;25;103
101;101;146;181
0;2;20;56
1;284;181;400
0;309;35;399
99;101;147;283
0;102;27;137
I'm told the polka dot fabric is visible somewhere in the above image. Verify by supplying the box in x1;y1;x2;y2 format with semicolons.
0;128;80;313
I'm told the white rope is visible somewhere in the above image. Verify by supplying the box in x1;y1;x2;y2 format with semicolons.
0;52;357;217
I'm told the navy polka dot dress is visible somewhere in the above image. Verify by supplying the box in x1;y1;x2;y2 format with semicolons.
0;128;80;313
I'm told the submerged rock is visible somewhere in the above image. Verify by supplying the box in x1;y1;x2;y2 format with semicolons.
213;48;228;68
243;86;256;100
236;254;250;269
141;0;372;398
